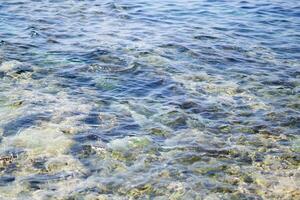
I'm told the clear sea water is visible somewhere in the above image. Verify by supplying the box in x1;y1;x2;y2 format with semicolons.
0;0;299;199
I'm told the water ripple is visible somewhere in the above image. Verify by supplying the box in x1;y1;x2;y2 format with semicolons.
0;0;299;199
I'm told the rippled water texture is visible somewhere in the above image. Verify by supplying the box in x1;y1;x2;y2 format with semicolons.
0;0;299;199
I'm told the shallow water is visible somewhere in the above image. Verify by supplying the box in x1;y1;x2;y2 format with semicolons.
0;0;299;199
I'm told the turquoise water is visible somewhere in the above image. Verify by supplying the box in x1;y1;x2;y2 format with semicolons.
0;0;299;199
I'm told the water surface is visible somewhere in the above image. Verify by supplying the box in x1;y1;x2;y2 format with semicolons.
0;0;299;199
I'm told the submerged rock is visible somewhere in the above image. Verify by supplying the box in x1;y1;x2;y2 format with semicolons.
98;112;118;130
5;127;74;157
156;110;188;129
0;60;34;80
88;62;137;73
0;155;14;169
179;100;199;110
107;136;157;164
148;127;170;137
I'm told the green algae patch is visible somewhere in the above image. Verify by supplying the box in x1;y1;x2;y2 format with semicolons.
291;136;300;153
94;77;118;90
155;110;187;129
128;137;152;149
109;136;153;152
126;184;153;199
148;127;170;137
108;136;154;158
138;53;170;68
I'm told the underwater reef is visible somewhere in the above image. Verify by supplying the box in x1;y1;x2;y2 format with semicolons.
0;0;299;199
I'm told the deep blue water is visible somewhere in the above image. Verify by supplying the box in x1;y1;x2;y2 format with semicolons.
0;0;299;199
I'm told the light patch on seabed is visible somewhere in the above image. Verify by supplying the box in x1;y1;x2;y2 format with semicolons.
0;66;96;199
0;60;23;72
0;0;299;198
173;72;272;112
0;129;82;199
111;101;153;127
